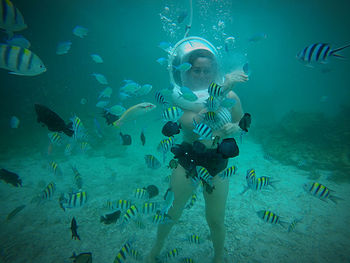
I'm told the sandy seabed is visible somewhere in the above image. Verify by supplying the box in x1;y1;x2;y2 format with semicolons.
0;136;349;263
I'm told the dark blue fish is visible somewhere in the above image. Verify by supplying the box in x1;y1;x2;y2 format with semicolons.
0;168;22;187
34;104;74;137
71;217;80;240
162;121;181;137
120;132;132;145
217;138;239;159
297;43;350;65
239;113;251;132
140;129;146;146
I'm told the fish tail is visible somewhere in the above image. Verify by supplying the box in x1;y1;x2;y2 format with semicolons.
330;44;350;58
240;186;251;195
329;195;343;204
279;221;289;229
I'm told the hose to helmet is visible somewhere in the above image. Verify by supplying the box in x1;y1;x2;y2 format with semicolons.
184;0;193;38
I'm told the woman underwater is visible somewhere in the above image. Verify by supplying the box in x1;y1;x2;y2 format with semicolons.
147;37;248;263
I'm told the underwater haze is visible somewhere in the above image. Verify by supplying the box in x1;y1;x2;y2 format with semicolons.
0;0;349;262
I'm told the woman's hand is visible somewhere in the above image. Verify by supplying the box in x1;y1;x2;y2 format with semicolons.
223;70;249;91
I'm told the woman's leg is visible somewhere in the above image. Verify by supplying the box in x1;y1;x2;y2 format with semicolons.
146;165;194;262
203;176;229;263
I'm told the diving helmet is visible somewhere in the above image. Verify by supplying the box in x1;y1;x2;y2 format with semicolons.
168;36;218;88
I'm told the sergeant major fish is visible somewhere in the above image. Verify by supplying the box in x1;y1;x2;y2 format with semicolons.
257;210;288;228
0;0;27;37
0;44;46;76
303;182;342;204
297;43;350;65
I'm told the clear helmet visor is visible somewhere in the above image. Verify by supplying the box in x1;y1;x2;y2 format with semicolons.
168;37;220;90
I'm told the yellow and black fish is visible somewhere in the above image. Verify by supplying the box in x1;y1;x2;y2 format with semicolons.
122;205;138;224
49;161;62;176
113;241;132;263
144;154;161;169
61;191;87;209
208;82;224;97
185;194;197;209
106;199;132;211
303;182;342;204
141;202;159;214
257;210;288;228
71;165;83;190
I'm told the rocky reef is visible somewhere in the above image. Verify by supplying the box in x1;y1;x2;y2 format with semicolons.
253;107;350;183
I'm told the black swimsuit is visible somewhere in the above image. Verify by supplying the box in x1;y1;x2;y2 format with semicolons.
171;141;228;176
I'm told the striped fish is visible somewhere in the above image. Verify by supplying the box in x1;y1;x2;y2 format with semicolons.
106;199;132;210
212;108;232;130
157;137;175;154
196;166;213;187
246;168;256;186
49;161;62;176
193;118;213;140
165;248;181;261
152;210;172;224
70;115;86;141
141;202;159;214
287;217;303;233
122;205;138;223
155;90;168;106
40;182;55;200
134;188;149;199
297;43;350;65
253;176;275;190
80;141;91;153
162;106;184;122
144;154;161;169
257;210;288;228
71;165;83;190
203;111;217;123
208;82;224;97
303;182;342;204
128;249;142;261
0;44;46;75
63;191;88;208
32;182;56;204
48;132;62;146
113;241;132;263
205;95;220;111
64;143;72;156
218;165;237;179
182;258;195;263
187;234;201;244
0;0;27;36
185;193;197;209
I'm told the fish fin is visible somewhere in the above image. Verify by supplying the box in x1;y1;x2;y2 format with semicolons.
240;186;249;195
8;71;26;76
279;221;289;229
330;43;350;54
331;53;346;59
329;195;343;204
